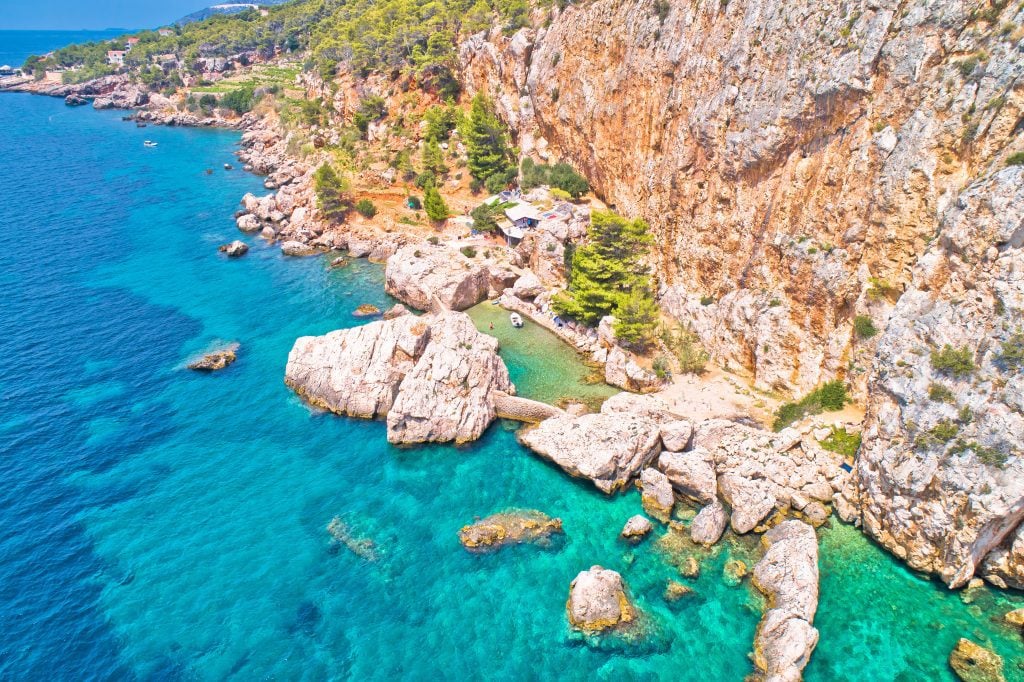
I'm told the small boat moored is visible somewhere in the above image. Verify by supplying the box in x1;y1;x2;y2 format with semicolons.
143;140;158;147
509;312;524;328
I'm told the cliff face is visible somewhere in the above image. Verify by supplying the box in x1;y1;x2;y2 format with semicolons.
458;0;1024;586
459;0;1023;397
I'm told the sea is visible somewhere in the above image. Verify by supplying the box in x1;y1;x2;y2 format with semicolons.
1;30;1023;681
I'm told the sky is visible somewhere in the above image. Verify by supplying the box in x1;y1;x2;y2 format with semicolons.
0;1;208;30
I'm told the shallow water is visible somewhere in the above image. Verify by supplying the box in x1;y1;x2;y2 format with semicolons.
2;66;1024;680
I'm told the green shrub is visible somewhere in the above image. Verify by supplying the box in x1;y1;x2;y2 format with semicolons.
355;199;377;218
427;236;440;245
313;162;352;222
700;296;715;306
1007;152;1024;167
407;195;422;210
613;286;660;349
853;315;878;339
221;86;255;114
928;382;955;403
353;95;386;136
414;171;437;190
999;331;1024;367
820;427;862;459
460;245;477;258
930;344;976;378
772;380;851;431
866;277;899;302
659;323;709;374
652;355;670;379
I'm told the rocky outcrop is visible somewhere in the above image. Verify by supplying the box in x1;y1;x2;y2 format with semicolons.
752;521;820;681
386;312;513;444
720;474;777;535
638;467;675;521
218;240;249;257
566;566;636;633
621;514;654;541
280;240;319;257
285;314;431;418
657;449;717;504
458;510;563;551
187;346;238;371
492;392;564;423
518;395;662;493
855;168;1024;588
605;346;664;393
285;310;514;444
948;638;1006;682
384;244;491;311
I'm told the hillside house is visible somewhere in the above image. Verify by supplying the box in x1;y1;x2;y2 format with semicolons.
107;50;126;66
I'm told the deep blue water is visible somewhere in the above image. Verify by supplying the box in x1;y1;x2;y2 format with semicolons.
2;33;1024;681
0;29;129;67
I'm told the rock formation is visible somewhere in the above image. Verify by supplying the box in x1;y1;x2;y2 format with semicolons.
187;346;238;371
566;566;636;633
218;240;249;257
518;395;662;493
384;244;492;311
854;167;1024;588
690;500;728;546
752;520;820;681
285;311;514;444
621;514;654;542
948;638;1006;682
458;510;563;552
638;467;675;522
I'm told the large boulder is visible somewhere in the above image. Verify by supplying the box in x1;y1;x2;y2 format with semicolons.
690;500;728;546
519;401;662;493
752;521;820;681
285;310;513;445
621;514;654;541
386;312;513;444
638;467;675;522
657;448;718;504
384;245;490;311
660;419;694;451
605;346;664;393
284;314;431;418
566;566;636;633
720;473;776;534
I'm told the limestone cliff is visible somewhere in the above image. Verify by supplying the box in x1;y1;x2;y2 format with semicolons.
460;0;1024;398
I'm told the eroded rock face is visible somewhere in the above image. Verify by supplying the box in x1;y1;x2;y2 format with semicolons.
605;346;664;393
519;400;662;493
460;0;1024;400
566;566;635;633
855;168;1024;588
285;311;513;444
384;244;490;311
752;521;820;681
387;312;513;444
458;510;563;552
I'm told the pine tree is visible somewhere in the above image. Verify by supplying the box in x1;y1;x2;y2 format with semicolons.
422;138;447;177
554;211;654;325
464;93;513;186
423;186;450;221
313;162;352;222
613;284;659;348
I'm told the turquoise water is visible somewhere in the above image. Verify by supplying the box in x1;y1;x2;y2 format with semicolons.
3;46;1024;681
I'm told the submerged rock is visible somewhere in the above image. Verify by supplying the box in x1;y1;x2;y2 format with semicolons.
1004;608;1024;628
567;566;636;633
187;346;237;372
752;520;820;681
352;303;382;318
663;580;693;602
458;510;563;552
326;516;378;562
621;514;654;542
948;638;1005;682
329;256;349;269
723;559;748;587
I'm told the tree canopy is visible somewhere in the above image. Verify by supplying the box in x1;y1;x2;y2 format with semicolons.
463;93;516;190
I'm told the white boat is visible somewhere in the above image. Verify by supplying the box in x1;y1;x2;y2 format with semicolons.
509;312;524;328
143;140;158;147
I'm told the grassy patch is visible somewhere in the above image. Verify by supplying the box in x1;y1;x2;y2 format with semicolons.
820;427;862;459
